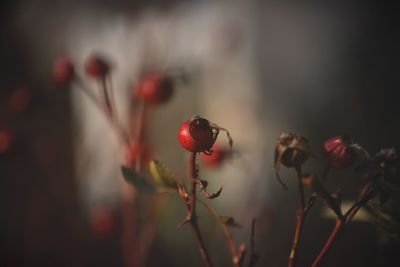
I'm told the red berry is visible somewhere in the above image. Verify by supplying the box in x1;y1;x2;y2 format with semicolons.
53;57;75;84
178;116;216;153
135;73;174;104
90;208;115;239
322;135;356;169
0;128;13;154
201;145;228;167
84;55;110;78
124;141;150;168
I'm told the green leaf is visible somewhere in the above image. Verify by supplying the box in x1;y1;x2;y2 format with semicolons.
149;160;178;189
219;216;242;228
121;166;156;193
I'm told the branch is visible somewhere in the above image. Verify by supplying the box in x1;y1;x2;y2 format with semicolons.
311;182;375;267
288;166;305;267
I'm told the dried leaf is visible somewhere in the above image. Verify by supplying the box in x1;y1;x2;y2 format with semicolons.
219;216;242;228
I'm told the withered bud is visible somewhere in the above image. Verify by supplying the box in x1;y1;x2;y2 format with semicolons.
274;133;312;190
374;147;400;184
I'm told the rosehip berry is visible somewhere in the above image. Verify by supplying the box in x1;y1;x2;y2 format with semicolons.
374;148;400;184
84;55;110;79
322;135;356;169
124;141;149;168
90;208;115;239
53;57;75;84
135;73;174;104
0;128;13;154
201;145;228;167
178;116;216;153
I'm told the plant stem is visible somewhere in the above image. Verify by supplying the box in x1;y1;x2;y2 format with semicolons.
198;200;244;267
311;182;375;267
187;152;214;267
74;79;130;145
288;166;305;267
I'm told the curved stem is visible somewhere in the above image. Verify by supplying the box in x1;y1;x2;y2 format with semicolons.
288;166;305;267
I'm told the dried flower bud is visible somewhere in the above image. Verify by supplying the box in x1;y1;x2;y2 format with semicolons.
53;57;75;84
84;54;110;79
374;147;400;184
274;133;312;190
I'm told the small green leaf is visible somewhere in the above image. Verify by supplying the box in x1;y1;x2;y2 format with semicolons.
219;216;242;228
121;166;156;193
149;160;178;189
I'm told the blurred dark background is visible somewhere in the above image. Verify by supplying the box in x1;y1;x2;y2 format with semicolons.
1;0;399;266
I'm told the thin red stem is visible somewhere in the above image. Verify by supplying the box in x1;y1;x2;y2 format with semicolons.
288;166;305;267
198;199;242;267
187;152;214;267
311;182;374;267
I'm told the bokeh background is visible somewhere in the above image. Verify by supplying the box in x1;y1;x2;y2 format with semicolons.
1;0;399;266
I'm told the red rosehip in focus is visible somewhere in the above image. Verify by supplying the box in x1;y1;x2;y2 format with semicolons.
322;135;356;169
90;208;115;239
0;127;13;154
124;141;150;168
201;145;228;167
135;73;174;105
178;116;216;153
84;55;110;79
53;57;75;84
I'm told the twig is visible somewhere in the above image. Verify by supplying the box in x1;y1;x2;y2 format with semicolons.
198;200;245;267
288;166;305;267
74;78;130;145
179;152;214;267
311;182;375;267
248;218;258;267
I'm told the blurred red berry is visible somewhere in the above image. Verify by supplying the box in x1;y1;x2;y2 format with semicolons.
53;57;75;84
201;145;228;167
135;73;174;104
9;86;31;112
0;128;13;154
178;116;216;153
84;55;110;79
322;135;356;169
124;141;149;168
90;208;115;239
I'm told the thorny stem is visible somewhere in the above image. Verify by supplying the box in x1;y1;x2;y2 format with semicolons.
304;164;331;215
288;166;305;267
311;182;375;267
181;152;214;267
100;76;113;116
198;200;245;267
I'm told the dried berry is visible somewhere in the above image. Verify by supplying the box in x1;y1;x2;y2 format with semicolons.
322;135;356;169
274;133;312;190
135;73;174;104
